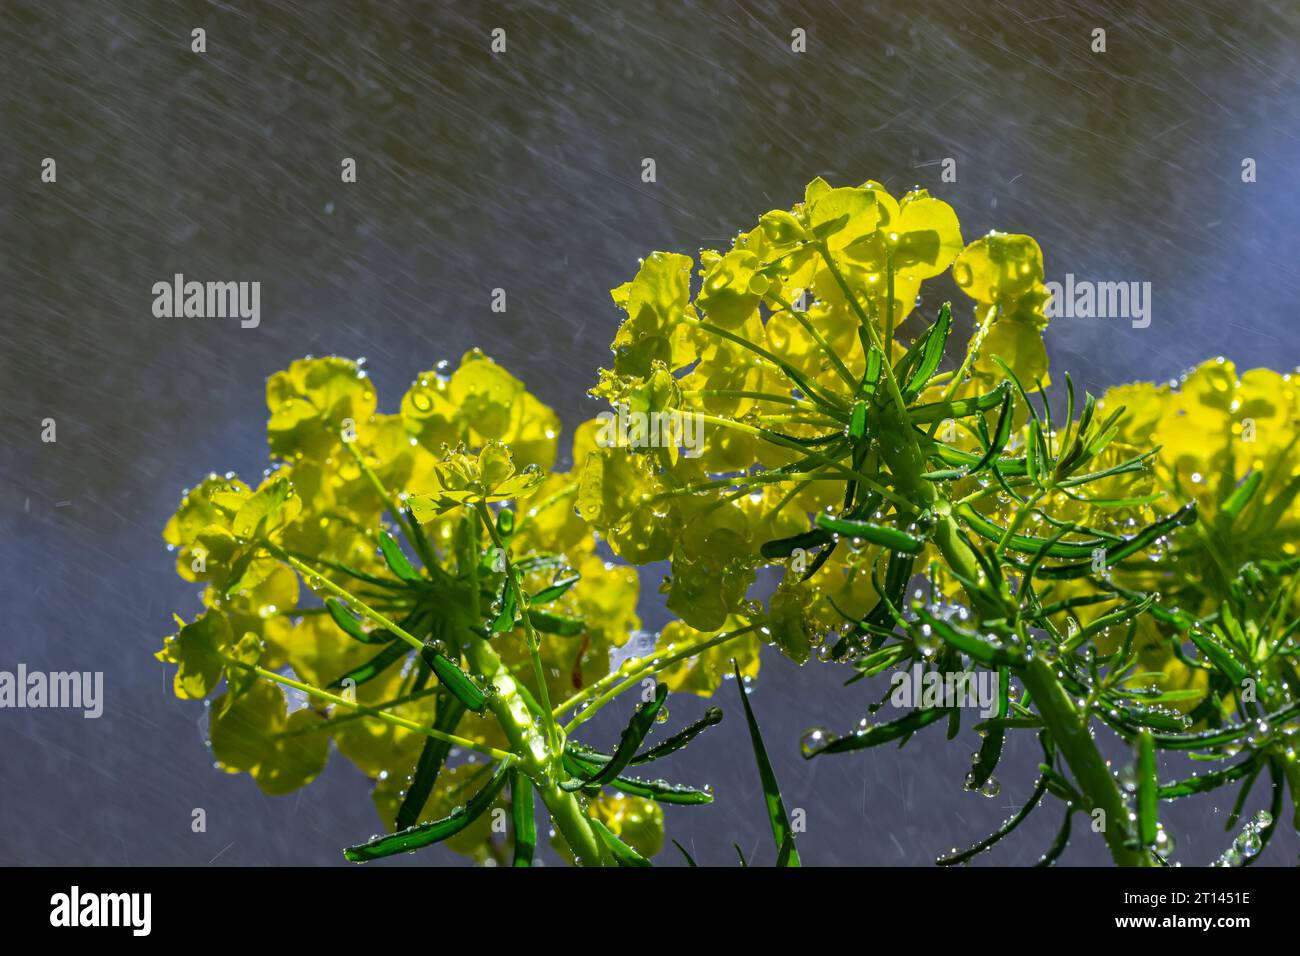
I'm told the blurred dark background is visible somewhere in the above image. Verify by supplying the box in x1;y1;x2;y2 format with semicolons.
3;0;1299;866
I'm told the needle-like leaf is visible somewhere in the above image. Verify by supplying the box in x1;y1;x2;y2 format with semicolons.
733;661;801;866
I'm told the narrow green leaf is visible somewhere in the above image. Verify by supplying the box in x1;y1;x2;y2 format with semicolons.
835;550;915;659
849;400;868;440
957;503;1110;559
490;584;517;635
913;606;1022;667
562;683;669;790
1026;419;1041;485
909;382;1010;424
1149;699;1300;751
378;530;423;583
564;748;713;804
921;431;1028;479
862;346;883;398
1035;809;1073;867
776;833;797;867
325;597;397;645
733;661;801;866
589;818;651;867
1240;760;1284;868
402;503;439;571
1063;595;1155;653
1136;730;1158;848
760;528;832;559
1012;503;1197;580
634;707;723;764
1226;762;1264;830
967;666;1009;792
815;513;925;553
1186;625;1250;685
395;697;466;831
901;303;952;403
343;761;509;862
528;573;580;605
510;769;535;867
938;776;1048;866
571;709;724;769
1056;448;1158;488
672;839;698;867
805;706;948;756
604;773;713;805
1219;470;1264;525
989;354;1040;426
1140;688;1208;705
419;644;487;713
1159;757;1259;799
799;538;838;581
967;386;1015;475
528;608;586;637
326;641;410;690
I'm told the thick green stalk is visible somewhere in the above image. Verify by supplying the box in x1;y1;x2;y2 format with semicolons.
460;634;611;866
1018;656;1149;866
459;508;611;867
870;348;1152;866
560;623;758;730
476;501;560;754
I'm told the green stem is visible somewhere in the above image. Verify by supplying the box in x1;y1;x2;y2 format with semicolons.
683;388;822;412
270;687;442;738
929;304;996;438
765;291;859;391
459;604;611;866
558;623;758;730
476;501;560;756
221;656;510;760
269;547;427;654
686;317;850;416
457;507;611;867
815;242;921;465
341;439;439;572
1018;657;1150;866
830;261;1153;867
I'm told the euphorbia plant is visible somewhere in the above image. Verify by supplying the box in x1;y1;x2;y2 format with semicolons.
581;177;1300;866
158;351;719;866
158;178;1300;866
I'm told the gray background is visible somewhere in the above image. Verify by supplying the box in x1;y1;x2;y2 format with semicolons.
2;0;1299;866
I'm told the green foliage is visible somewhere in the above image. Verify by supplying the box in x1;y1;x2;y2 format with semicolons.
158;351;714;866
157;178;1300;867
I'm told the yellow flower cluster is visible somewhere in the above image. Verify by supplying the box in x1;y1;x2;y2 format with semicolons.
1050;360;1300;713
582;178;1053;666
159;352;654;859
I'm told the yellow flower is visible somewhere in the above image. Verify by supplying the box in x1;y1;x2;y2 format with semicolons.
652;617;760;697
408;441;546;517
1098;359;1300;607
589;793;664;859
266;356;376;461
950;232;1053;393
